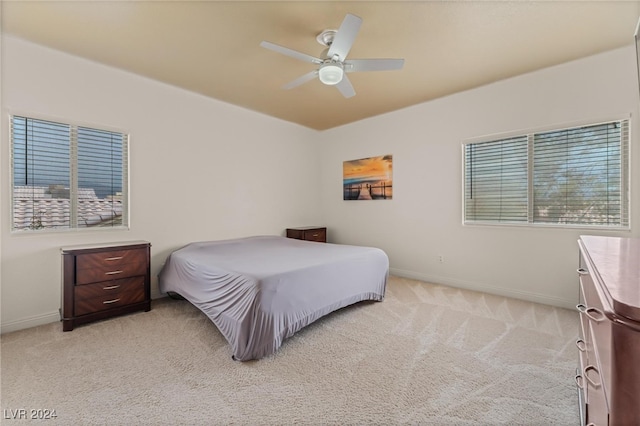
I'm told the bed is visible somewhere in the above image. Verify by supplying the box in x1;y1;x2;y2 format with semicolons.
158;235;389;361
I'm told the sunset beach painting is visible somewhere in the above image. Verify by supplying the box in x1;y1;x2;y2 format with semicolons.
343;155;393;200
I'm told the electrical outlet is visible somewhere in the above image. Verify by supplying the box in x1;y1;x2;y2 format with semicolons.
437;255;444;263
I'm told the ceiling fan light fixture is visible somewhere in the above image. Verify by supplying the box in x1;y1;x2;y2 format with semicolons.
318;63;344;85
260;13;403;98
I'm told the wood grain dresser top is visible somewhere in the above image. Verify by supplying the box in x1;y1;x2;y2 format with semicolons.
580;235;640;322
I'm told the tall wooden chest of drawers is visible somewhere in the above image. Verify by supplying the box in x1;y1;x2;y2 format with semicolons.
576;236;640;425
61;241;151;331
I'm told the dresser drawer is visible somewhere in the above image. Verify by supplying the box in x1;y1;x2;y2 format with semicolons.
577;283;590;365
76;248;147;285
74;276;145;316
584;364;609;426
75;276;143;299
303;228;326;242
77;247;146;269
579;259;612;402
578;282;609;422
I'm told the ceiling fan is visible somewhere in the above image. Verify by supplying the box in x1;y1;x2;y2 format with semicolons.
260;13;404;98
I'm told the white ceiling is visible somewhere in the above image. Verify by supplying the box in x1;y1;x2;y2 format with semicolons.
2;1;640;130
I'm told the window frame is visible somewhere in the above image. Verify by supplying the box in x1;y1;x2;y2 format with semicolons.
9;111;130;234
462;116;631;230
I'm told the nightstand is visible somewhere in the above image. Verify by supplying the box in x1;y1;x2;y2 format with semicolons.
61;241;151;331
286;227;326;243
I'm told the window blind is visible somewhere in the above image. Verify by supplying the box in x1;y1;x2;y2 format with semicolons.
11;115;129;231
464;119;629;228
77;126;128;228
464;135;528;223
533;122;627;226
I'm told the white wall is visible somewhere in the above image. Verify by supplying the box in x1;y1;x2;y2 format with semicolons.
0;36;322;332
319;45;639;309
0;7;4;329
2;35;638;334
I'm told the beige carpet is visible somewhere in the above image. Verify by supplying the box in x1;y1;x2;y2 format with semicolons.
1;276;579;425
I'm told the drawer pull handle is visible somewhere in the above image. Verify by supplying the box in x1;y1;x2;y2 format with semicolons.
105;270;123;276
576;304;605;323
103;298;121;305
575;339;586;352
583;365;601;388
102;285;121;290
577;268;588;275
312;233;319;237
585;307;605;323
104;256;124;261
574;374;584;390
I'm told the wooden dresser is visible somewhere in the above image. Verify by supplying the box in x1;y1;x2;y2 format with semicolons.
61;241;151;331
576;236;640;425
286;226;327;243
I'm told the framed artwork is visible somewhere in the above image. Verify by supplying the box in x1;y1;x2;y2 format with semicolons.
343;154;393;200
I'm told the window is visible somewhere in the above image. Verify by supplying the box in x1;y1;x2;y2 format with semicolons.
464;119;629;228
11;115;129;231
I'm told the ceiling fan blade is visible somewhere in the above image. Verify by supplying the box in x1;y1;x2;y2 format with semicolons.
345;58;405;72
335;74;356;98
327;13;362;61
260;41;322;64
282;70;318;90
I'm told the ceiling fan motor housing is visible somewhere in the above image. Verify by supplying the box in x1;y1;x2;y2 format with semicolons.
316;29;338;47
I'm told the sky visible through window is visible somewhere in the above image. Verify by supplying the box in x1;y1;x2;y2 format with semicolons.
12;116;124;198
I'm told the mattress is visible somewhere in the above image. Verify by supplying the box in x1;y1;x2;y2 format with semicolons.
158;235;388;361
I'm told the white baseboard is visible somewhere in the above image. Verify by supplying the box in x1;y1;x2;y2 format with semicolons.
1;311;61;334
389;267;575;310
1;272;573;335
1;295;168;334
